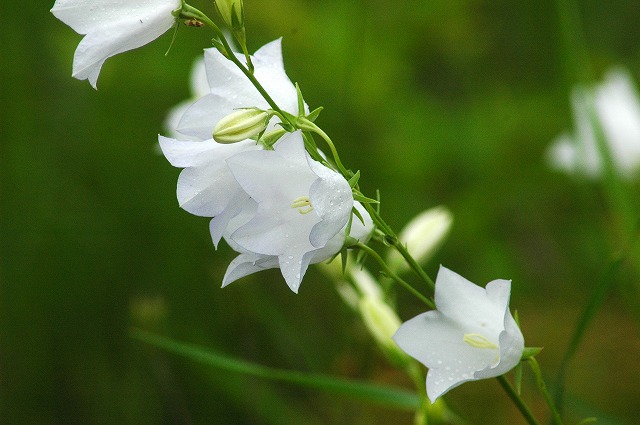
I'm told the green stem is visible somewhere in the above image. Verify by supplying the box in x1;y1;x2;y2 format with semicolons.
496;375;540;425
528;358;564;425
356;242;434;309
297;118;349;176
363;203;436;292
180;3;290;124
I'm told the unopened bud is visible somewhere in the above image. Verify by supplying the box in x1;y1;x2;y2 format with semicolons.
359;296;410;367
213;108;270;143
387;205;453;273
214;0;244;31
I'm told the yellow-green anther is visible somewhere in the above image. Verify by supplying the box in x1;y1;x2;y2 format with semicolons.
213;108;269;143
291;196;313;214
463;333;498;350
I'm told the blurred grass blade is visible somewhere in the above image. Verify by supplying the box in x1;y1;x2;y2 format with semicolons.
131;328;421;410
553;256;621;413
554;218;640;414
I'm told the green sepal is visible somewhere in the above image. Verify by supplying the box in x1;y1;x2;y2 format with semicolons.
352;205;366;226
211;38;230;59
340;247;348;275
347;170;361;188
514;362;523;395
521;346;543;360
576;418;598;425
353;193;379;204
382;235;397;247
355;247;368;265
295;83;305;116
306;106;323;122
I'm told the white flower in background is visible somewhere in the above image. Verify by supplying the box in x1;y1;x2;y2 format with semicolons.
547;68;640;179
164;58;209;140
393;266;524;402
224;131;354;292
176;38;302;140
387;206;453;274
158;136;262;246
51;0;181;88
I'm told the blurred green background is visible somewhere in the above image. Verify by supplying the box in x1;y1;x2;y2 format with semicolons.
2;0;640;423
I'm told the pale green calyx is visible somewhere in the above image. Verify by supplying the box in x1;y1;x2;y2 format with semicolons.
213;108;270;143
214;0;244;30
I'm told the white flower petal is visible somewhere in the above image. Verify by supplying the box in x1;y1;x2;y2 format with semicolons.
308;165;353;248
159;136;261;243
164;58;208;139
222;253;280;287
178;39;302;139
393;266;524;402
547;66;640;179
51;0;179;88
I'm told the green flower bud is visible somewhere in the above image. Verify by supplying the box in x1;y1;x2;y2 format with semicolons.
214;0;244;31
213;108;270;143
359;296;410;367
387;205;453;274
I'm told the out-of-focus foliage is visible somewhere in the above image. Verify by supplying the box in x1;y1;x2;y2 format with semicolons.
1;0;639;424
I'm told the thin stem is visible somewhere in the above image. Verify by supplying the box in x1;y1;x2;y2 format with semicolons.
297;118;349;176
180;4;290;124
496;375;540;425
528;358;564;425
356;242;435;309
363;203;436;292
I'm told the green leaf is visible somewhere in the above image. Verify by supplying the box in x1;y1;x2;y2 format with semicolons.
131;329;421;411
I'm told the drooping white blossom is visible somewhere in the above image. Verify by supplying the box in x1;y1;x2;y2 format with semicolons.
51;0;181;88
158;135;262;246
222;200;373;291
224;131;354;292
547;68;640;179
176;38;302;140
393;266;524;402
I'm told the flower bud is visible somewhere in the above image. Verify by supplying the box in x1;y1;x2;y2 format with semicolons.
213;108;270;143
214;0;244;31
359;296;410;367
387;205;453;273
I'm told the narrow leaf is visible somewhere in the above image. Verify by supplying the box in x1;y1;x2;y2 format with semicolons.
132;329;421;410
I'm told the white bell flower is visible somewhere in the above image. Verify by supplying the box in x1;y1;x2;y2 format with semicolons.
393;266;524;402
224;131;354;292
221;200;373;292
176;38;302;140
547;68;640;179
51;0;181;88
158;135;262;246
